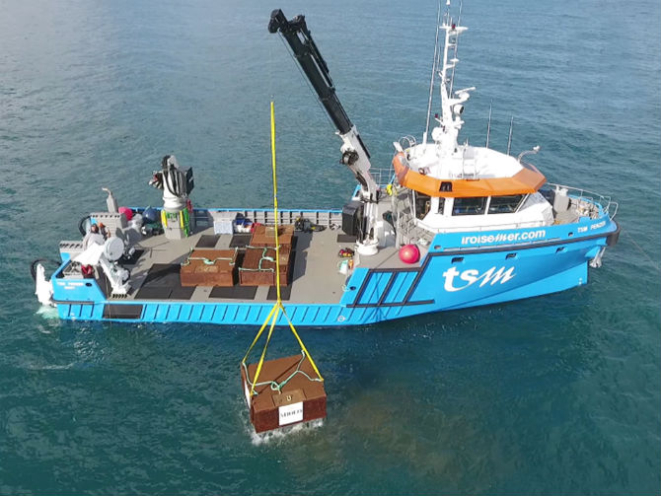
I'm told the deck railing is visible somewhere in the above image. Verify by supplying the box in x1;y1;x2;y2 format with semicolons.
546;182;619;220
194;208;344;229
369;167;396;188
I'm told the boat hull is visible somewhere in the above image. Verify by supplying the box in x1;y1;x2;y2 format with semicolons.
52;219;618;327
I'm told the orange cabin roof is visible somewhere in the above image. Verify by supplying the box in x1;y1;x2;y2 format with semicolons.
392;152;546;198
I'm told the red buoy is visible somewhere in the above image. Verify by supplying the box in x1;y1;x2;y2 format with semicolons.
399;244;420;264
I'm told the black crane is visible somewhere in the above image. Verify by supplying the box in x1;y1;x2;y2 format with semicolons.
268;9;379;251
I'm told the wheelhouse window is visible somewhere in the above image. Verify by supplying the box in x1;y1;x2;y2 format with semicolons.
414;192;432;220
488;194;524;214
452;197;487;216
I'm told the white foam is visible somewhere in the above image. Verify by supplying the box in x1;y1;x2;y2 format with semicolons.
36;306;59;320
23;362;74;371
249;418;325;446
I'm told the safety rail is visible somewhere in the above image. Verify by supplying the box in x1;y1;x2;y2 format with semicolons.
396;210;435;245
546;182;619;220
195;208;343;229
369;167;396;189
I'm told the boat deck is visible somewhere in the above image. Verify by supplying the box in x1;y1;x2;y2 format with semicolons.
106;225;400;306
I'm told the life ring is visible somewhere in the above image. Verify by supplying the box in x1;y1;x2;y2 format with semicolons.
81;265;94;278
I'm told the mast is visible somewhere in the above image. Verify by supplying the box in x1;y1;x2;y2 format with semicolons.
507;116;514;155
423;2;443;147
433;1;473;162
485;103;493;148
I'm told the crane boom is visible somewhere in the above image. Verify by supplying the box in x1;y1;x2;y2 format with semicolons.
268;10;352;135
268;9;380;254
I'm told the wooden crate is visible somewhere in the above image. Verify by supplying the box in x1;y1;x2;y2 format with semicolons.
250;224;295;248
180;249;237;287
239;246;291;286
241;354;326;433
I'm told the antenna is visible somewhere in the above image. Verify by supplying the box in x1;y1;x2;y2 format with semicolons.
506;115;514;155
485;102;492;148
423;1;443;146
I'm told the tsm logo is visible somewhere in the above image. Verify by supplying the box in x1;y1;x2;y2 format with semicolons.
442;266;516;292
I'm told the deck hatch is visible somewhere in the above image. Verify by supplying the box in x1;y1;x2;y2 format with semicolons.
135;264;195;300
229;234;251;248
209;285;258;300
196;235;220;248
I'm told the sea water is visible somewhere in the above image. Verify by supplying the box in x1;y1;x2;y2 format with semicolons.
1;0;659;494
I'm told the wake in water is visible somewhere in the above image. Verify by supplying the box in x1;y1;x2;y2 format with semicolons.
249;419;325;446
36;305;60;320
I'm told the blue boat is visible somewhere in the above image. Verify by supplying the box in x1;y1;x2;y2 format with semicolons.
33;8;619;327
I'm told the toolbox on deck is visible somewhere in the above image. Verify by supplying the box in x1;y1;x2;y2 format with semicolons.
180;249;237;287
238;246;291;286
241;354;326;433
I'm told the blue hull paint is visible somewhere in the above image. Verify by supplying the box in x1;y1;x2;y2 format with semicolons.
53;213;617;326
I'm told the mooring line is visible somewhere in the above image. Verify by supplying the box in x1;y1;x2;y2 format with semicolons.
623;231;661;274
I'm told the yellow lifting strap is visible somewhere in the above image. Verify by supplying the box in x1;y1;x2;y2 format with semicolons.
241;102;323;397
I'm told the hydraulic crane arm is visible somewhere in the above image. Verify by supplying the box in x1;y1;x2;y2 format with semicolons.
269;9;380;252
268;10;352;135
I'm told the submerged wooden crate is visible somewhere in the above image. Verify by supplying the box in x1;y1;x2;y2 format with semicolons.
238;246;291;286
180;249;237;287
250;224;295;248
241;354;326;433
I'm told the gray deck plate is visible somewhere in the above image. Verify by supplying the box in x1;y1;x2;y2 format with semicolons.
196;235;219;248
267;285;292;301
229;234;251;248
209;285;257;300
100;201;408;305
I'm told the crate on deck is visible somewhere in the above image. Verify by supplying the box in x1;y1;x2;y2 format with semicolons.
180;249;237;287
239;246;291;286
250;224;295;248
241;354;326;433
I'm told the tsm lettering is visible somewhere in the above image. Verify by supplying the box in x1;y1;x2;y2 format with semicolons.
442;266;516;292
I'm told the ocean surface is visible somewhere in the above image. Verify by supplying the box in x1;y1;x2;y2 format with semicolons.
1;0;660;494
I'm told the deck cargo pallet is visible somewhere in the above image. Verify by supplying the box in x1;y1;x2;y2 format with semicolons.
241;354;327;433
250;224;295;248
180;249;237;287
239;246;291;286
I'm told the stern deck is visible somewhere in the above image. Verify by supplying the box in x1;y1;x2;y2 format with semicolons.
105;225;389;306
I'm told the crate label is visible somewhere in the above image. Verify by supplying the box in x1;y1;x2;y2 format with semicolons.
279;402;304;426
